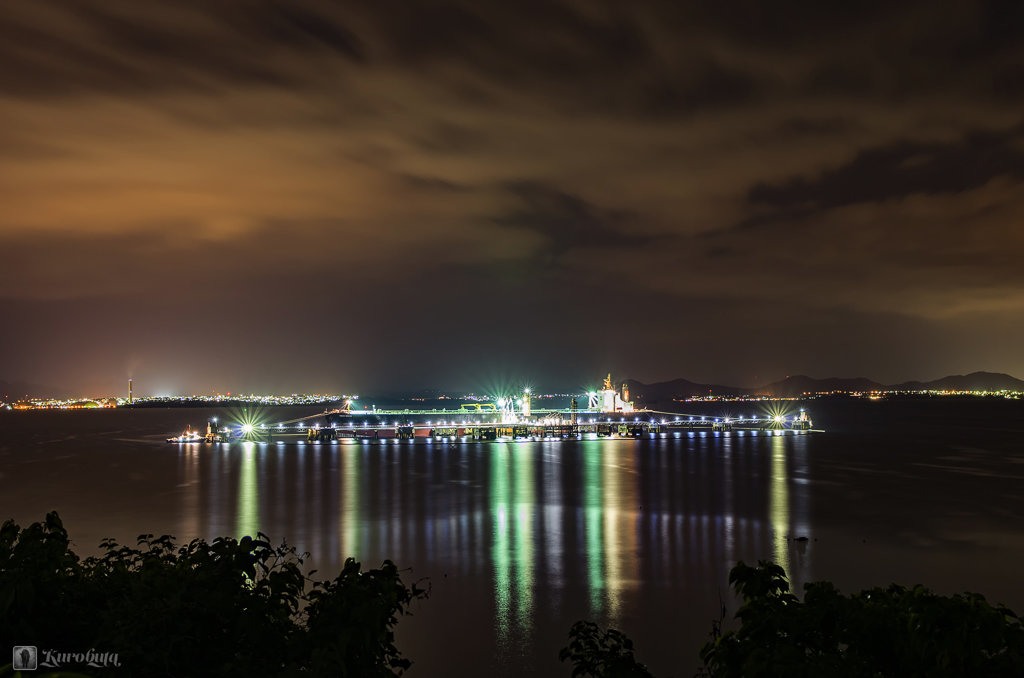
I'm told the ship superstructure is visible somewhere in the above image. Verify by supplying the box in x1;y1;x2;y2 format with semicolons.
590;374;634;413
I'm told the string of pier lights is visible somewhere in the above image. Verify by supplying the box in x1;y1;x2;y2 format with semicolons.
262;408;791;435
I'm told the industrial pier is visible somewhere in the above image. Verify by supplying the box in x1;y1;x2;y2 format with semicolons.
175;375;822;443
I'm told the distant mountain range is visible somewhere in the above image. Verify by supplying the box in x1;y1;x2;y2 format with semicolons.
626;371;1024;401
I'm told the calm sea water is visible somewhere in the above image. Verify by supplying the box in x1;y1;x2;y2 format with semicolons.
2;399;1024;677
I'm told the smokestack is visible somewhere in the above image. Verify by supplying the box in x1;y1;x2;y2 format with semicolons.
129;379;132;404
621;382;629;403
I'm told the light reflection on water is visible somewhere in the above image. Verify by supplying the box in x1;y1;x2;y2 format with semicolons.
584;443;603;617
771;436;790;574
492;444;511;645
236;443;257;539
513;445;535;635
342;446;358;562
180;436;808;675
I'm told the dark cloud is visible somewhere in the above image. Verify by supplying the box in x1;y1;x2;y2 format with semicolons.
244;3;364;60
747;126;1024;219
377;1;651;76
638;59;762;118
399;174;473;193
411;122;486;154
681;1;897;46
496;183;655;257
0;1;364;97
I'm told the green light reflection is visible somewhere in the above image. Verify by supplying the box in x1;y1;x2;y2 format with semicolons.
491;443;538;643
342;448;359;560
584;443;604;616
236;443;258;539
513;445;535;631
492;446;511;642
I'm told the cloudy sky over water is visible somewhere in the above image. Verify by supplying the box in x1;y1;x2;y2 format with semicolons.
2;1;1024;395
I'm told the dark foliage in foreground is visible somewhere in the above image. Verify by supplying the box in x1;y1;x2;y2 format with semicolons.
562;560;1024;678
560;621;654;678
0;512;427;677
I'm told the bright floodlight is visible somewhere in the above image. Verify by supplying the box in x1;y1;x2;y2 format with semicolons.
774;416;782;422
242;424;253;434
524;387;530;394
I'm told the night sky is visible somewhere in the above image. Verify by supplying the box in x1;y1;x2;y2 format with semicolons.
2;1;1023;396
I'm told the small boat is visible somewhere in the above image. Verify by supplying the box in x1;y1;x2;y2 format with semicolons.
167;426;205;443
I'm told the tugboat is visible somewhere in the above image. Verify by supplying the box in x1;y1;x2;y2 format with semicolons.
166;425;205;443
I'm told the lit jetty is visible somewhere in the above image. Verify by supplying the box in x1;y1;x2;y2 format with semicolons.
166;375;821;444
